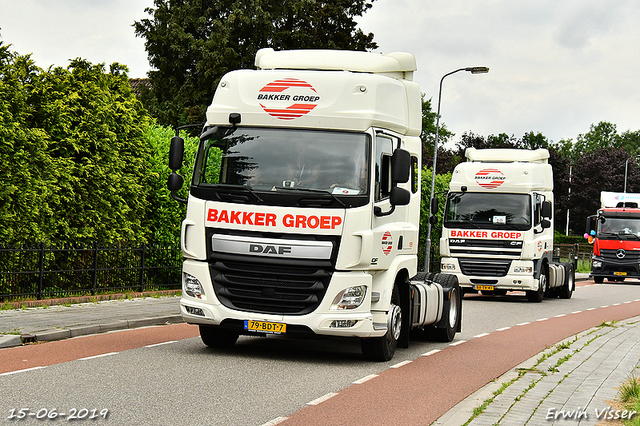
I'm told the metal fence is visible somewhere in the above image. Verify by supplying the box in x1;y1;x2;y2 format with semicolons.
0;242;182;301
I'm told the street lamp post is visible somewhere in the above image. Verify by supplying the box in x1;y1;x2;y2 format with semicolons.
424;66;489;272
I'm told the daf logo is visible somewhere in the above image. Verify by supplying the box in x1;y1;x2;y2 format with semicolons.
249;244;292;255
616;249;626;259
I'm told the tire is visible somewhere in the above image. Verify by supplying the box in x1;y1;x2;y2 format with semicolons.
199;325;239;349
430;273;461;342
594;276;604;284
527;264;548;303
559;263;575;299
361;287;402;362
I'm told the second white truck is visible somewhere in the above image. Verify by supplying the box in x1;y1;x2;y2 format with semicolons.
439;148;575;302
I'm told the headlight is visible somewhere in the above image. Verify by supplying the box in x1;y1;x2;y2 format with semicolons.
514;266;533;273
330;286;367;310
592;261;602;268
184;273;206;300
441;263;455;271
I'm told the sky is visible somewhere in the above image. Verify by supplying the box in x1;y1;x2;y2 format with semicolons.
1;0;638;145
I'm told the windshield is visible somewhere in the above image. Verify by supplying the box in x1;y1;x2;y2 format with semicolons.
444;192;532;230
597;217;640;238
193;127;370;196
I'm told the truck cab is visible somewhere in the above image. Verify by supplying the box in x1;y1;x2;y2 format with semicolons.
439;148;575;302
168;48;461;361
587;192;640;283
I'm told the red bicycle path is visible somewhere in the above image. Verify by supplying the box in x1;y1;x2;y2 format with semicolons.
1;284;639;426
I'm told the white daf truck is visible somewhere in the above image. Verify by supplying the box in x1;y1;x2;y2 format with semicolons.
167;48;461;361
439;148;575;302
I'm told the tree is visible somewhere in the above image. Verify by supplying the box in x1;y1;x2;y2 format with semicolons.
134;0;378;127
569;148;640;235
0;42;152;244
142;123;203;243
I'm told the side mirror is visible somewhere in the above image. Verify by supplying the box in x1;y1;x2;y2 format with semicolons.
391;149;411;184
430;197;439;215
541;219;551;229
541;200;552;219
390;187;410;206
167;172;184;191
169;136;185;171
429;215;438;225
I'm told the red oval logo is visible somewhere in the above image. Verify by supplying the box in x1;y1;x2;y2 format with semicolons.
475;168;506;189
257;78;319;120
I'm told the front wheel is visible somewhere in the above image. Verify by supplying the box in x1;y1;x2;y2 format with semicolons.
527;265;548;303
199;325;239;349
361;290;402;362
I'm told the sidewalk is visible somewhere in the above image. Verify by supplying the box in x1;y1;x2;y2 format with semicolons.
434;315;640;425
0;295;183;348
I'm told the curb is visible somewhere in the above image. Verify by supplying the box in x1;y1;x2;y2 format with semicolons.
1;314;185;348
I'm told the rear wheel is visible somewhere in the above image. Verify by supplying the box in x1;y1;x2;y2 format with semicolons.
361;287;402;362
559;263;575;299
527;264;548;303
430;273;461;342
199;325;239;349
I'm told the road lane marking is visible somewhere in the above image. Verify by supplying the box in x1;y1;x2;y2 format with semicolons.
421;349;441;357
144;340;177;348
0;366;45;376
78;352;118;361
450;340;466;346
555;314;566;318
353;374;378;384
307;393;338;406
497;327;511;331
517;322;531;326
260;417;288;426
536;318;549;322
391;360;412;368
474;332;490;338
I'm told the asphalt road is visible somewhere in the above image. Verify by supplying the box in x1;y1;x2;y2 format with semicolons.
1;281;639;426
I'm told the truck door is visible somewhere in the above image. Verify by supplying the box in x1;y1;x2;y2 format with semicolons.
371;133;405;269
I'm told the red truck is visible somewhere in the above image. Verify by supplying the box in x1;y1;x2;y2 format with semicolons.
586;191;640;283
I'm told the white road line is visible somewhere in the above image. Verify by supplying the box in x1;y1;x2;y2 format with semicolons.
421;349;441;357
555;314;566;318
496;327;511;331
144;340;177;348
353;374;378;384
0;366;45;376
536;318;549;322
572;310;584;314
450;340;466;346
474;332;490;338
260;417;288;426
307;393;338;406
517;322;531;326
78;352;119;361
391;360;412;368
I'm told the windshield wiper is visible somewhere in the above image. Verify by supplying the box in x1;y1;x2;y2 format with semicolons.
273;186;346;207
213;184;264;204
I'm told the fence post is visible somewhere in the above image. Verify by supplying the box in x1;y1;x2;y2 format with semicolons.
139;243;146;293
37;242;45;300
91;242;98;296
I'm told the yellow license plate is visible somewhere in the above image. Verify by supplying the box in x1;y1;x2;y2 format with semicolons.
244;320;286;334
474;285;495;291
614;272;627;276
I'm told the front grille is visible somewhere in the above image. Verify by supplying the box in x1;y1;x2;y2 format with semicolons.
458;258;511;277
449;239;522;257
600;249;640;262
210;257;332;315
